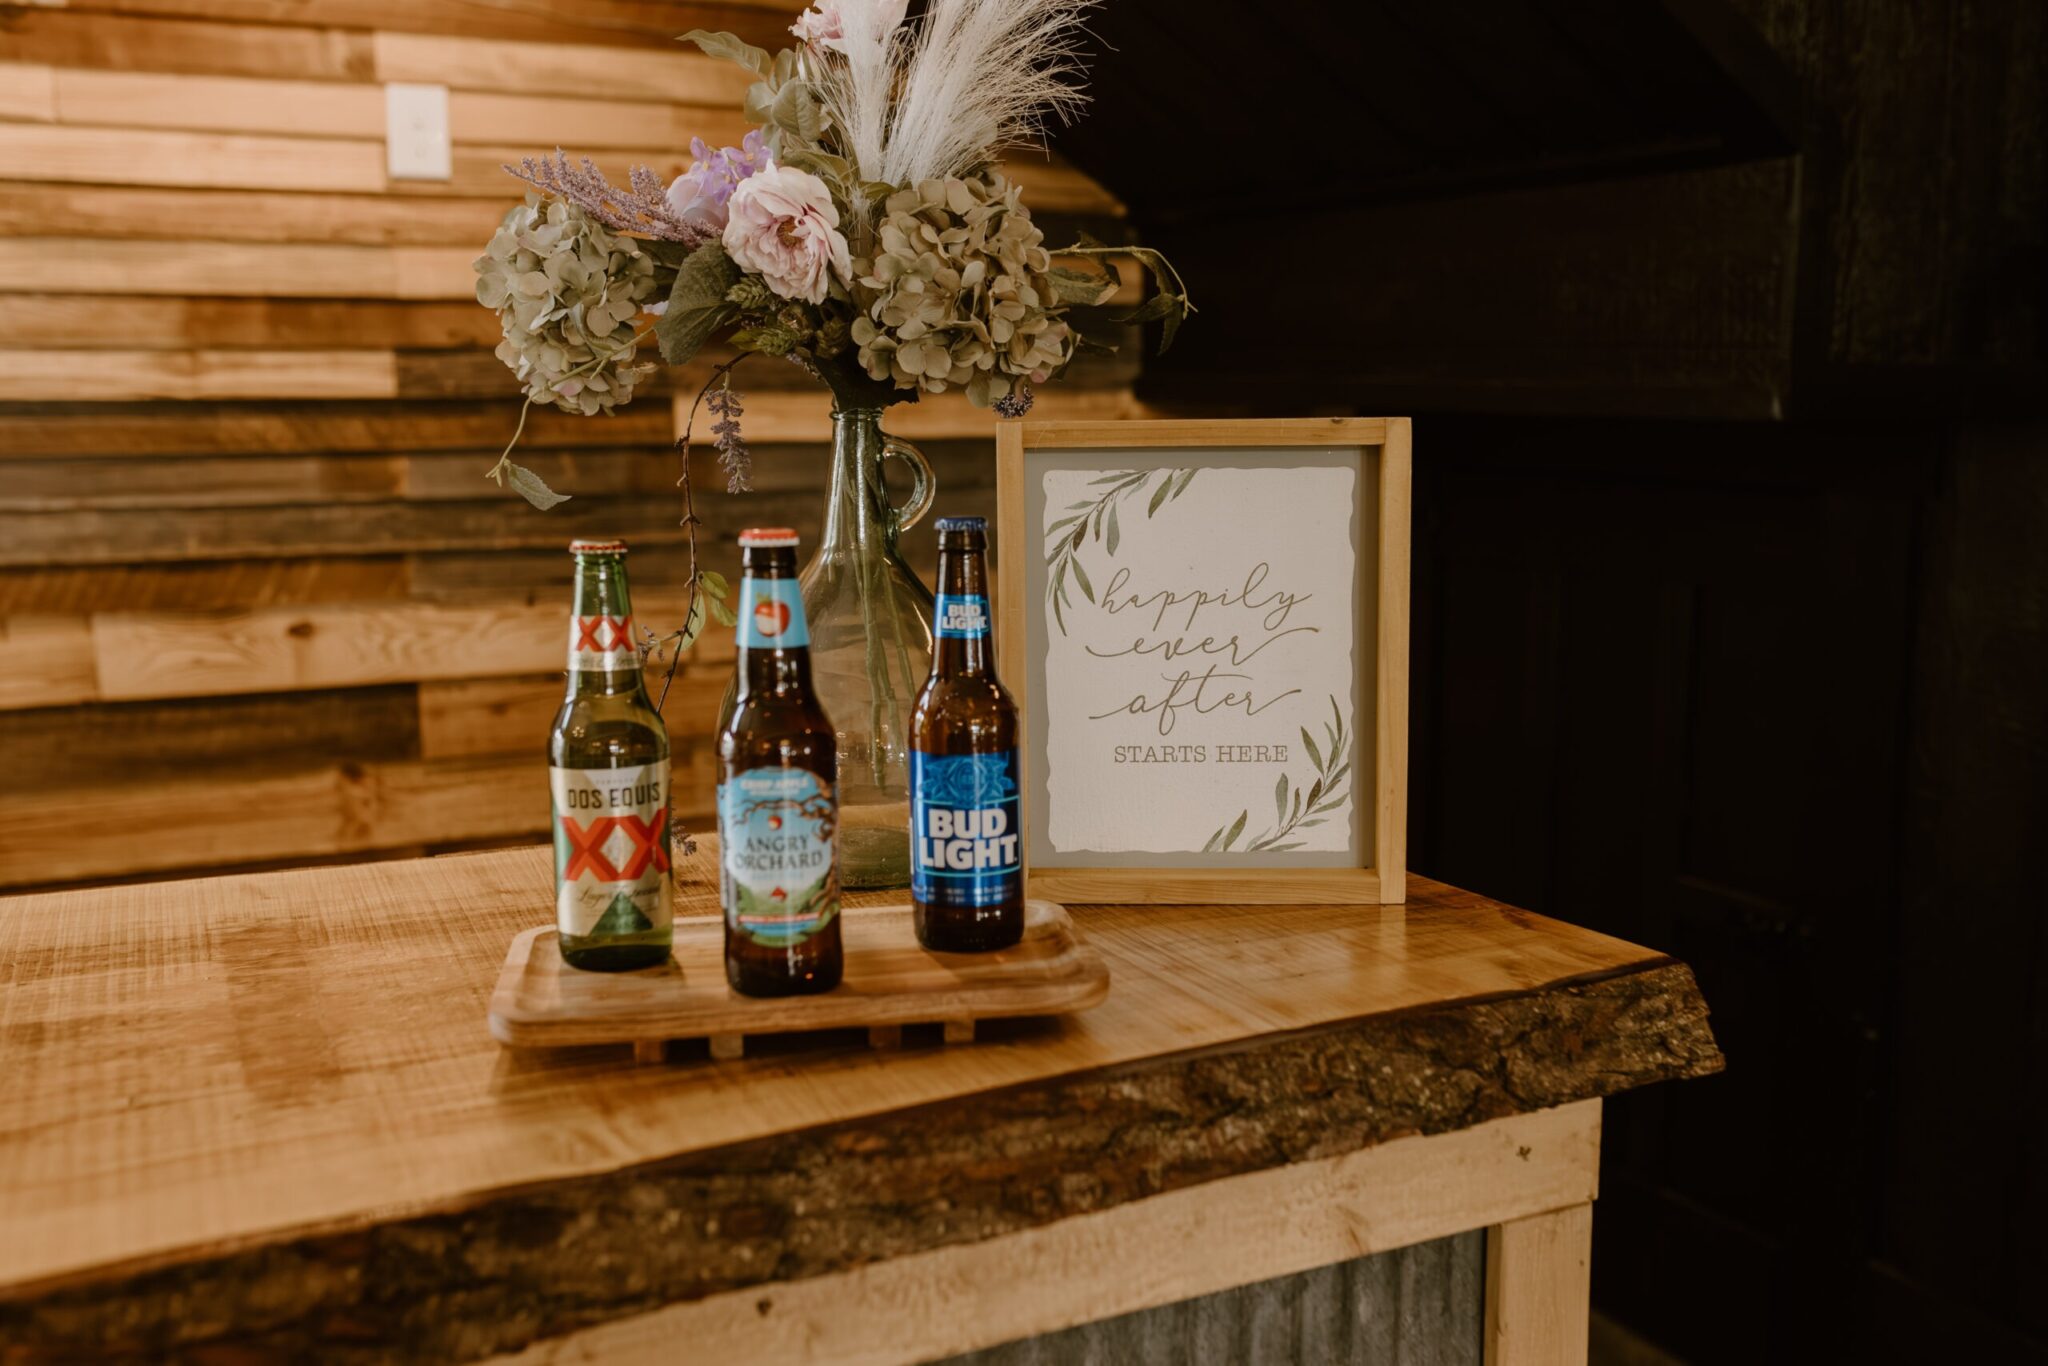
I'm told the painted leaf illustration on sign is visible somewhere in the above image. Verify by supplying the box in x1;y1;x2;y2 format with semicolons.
1203;696;1352;855
1043;468;1198;637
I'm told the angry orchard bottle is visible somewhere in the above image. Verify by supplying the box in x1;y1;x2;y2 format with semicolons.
549;539;672;972
717;528;843;996
909;517;1024;951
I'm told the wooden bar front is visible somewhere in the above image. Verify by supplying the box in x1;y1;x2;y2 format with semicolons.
0;844;1721;1362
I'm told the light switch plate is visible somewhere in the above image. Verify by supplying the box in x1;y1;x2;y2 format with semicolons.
385;82;452;182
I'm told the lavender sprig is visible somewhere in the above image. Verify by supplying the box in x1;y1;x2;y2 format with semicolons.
504;150;709;245
705;375;751;492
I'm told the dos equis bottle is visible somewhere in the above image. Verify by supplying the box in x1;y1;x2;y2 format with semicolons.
549;538;671;971
717;528;843;996
909;517;1024;951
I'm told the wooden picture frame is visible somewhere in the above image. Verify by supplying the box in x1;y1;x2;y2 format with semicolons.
995;417;1410;905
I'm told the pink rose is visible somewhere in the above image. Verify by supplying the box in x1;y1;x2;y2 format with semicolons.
789;2;844;47
790;0;906;52
722;165;852;305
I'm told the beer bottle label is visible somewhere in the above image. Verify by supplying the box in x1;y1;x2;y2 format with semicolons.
934;593;991;639
568;610;638;672
550;760;672;937
911;750;1023;908
738;578;809;649
718;768;839;946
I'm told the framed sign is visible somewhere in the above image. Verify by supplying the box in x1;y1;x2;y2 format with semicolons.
995;417;1409;904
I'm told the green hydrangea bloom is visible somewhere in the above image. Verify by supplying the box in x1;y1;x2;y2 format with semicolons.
475;196;660;417
849;173;1074;408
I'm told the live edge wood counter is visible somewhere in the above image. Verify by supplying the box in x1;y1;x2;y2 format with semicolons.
0;845;1720;1365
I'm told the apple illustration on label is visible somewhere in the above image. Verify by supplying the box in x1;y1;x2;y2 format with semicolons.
754;596;791;637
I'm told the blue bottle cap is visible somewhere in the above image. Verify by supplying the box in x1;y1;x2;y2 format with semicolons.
935;516;987;533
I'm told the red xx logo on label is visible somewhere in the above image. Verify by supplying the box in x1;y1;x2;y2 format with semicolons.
574;614;634;652
560;809;671;882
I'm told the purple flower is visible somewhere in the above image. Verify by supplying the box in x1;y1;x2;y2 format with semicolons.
665;130;771;235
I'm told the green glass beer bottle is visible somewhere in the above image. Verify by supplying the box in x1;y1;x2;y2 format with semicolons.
549;538;672;971
718;528;843;996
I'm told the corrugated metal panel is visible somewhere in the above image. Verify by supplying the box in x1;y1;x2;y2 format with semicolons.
937;1231;1484;1365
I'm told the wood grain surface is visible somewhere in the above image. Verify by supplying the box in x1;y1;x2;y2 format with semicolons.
0;843;1719;1358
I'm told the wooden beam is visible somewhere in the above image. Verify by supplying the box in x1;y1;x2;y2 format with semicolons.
0;400;673;457
370;31;755;103
0;184;510;246
0;61;58;121
1485;1204;1594;1366
0;11;378;83
0;754;551;885
34;66;754;151
84;594;693;704
0;348;400;402
0;557;410;614
494;1103;1602;1366
36;1;796;54
417;668;729;758
0;617;96;711
0;125;704;199
0;684;420;786
3;296;499;350
0;240;475;298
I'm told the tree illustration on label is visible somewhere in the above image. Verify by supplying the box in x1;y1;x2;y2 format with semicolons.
591;890;656;936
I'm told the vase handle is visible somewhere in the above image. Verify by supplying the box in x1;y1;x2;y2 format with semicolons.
879;434;936;535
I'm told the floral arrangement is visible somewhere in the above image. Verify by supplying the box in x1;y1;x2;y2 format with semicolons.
473;0;1191;662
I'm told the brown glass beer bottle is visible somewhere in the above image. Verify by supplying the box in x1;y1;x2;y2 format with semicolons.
717;528;843;996
909;517;1024;951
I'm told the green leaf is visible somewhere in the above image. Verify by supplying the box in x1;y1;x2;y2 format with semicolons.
1147;473;1173;517
1330;695;1344;744
1170;467;1196;499
1202;825;1223;853
1307;778;1323;807
1221;810;1247;851
1267;842;1304;852
1070;229;1110;251
679;30;771;78
1106;502;1120;555
1274;772;1289;823
1088;471;1135;485
504;461;570;510
1046;265;1117;307
1159;294;1187;355
706;589;737;628
1070;555;1094;603
656;244;740;365
1115;291;1178;325
1046;514;1083;536
699;570;729;597
731;325;797;357
770;81;824;146
1300;728;1322;770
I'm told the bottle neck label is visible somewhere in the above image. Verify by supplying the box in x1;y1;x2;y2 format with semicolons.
550;760;671;938
912;750;1023;907
568;611;638;674
935;593;991;640
719;768;839;945
738;577;809;650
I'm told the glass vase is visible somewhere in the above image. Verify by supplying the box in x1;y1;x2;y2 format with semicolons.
801;405;936;888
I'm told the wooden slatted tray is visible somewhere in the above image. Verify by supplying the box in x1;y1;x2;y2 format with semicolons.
488;900;1109;1063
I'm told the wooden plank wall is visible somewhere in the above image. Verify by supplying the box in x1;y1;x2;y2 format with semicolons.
0;0;1140;890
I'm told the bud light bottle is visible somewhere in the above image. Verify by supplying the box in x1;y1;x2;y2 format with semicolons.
909;516;1024;951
